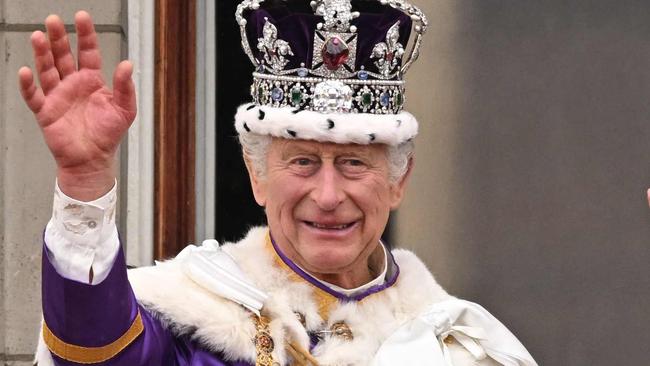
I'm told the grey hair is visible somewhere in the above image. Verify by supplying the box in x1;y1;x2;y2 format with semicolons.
386;140;415;183
238;133;414;183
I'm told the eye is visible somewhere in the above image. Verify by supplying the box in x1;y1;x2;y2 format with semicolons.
338;158;369;175
344;159;365;166
291;157;316;167
341;159;366;167
288;156;320;175
293;158;315;166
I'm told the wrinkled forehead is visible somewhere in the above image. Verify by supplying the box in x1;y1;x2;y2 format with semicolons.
270;137;388;159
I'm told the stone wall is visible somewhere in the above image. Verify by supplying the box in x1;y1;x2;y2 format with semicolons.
398;0;650;364
0;1;125;363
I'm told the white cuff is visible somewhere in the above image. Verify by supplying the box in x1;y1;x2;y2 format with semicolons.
44;180;120;285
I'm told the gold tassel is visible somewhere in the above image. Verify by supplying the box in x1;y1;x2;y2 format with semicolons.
287;341;321;366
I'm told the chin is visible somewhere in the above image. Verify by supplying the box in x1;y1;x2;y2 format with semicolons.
300;246;360;274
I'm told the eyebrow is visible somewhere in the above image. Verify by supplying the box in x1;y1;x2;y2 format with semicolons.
280;145;375;161
280;145;319;160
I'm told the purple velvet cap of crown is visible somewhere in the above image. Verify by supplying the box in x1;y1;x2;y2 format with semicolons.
244;1;413;76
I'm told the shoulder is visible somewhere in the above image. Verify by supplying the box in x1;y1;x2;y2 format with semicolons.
126;225;271;321
390;248;453;304
125;228;271;363
386;250;525;365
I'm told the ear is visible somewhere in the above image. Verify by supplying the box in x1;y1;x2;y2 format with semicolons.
243;155;267;207
389;156;414;209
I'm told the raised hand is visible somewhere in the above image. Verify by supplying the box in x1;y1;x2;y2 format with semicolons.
18;11;136;201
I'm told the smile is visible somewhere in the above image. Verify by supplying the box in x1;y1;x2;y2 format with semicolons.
304;221;357;230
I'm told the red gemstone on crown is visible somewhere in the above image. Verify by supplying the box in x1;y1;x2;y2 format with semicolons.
322;36;349;71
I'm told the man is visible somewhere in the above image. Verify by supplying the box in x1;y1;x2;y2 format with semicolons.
20;1;538;365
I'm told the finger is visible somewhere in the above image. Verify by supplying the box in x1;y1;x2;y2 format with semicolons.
45;14;76;78
75;11;101;70
647;188;650;208
112;61;137;121
30;30;60;95
18;66;46;115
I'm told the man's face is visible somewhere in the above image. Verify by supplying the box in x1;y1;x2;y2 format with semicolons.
246;138;410;283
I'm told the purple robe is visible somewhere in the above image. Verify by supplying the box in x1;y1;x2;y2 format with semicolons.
41;237;399;366
42;245;251;365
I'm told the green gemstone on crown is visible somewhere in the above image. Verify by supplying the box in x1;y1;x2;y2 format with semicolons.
291;87;303;106
362;92;373;107
396;92;404;106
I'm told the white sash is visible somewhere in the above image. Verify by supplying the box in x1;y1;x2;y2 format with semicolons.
180;240;269;316
372;299;538;366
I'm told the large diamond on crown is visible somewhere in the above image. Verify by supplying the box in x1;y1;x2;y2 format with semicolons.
311;31;357;78
312;80;354;113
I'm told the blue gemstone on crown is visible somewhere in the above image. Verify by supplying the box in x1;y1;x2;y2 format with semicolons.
380;91;391;107
358;70;369;80
271;87;284;102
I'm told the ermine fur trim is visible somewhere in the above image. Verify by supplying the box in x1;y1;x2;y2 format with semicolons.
234;104;418;146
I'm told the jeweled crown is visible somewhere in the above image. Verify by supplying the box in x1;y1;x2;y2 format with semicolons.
236;0;428;115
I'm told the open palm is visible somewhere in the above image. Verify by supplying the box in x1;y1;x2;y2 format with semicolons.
18;11;136;197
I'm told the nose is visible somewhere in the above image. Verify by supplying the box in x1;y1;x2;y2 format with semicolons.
310;162;345;211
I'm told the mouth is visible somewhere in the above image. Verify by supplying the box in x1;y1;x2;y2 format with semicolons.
303;221;357;230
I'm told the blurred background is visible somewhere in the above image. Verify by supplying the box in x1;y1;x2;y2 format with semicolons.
1;1;649;365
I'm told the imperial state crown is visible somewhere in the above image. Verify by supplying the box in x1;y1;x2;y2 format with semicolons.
234;0;428;146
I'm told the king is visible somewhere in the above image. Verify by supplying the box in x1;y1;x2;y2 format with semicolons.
19;1;538;365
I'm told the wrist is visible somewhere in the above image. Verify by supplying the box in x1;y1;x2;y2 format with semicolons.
57;166;117;202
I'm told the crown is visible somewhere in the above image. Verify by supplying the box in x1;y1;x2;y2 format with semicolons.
235;0;428;115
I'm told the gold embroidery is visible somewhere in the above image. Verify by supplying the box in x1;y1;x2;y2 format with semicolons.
254;315;276;366
42;311;144;364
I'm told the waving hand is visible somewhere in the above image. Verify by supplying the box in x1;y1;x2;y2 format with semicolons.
18;11;136;201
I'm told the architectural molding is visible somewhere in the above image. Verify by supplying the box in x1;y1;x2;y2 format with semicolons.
125;0;155;267
195;0;217;241
154;0;197;259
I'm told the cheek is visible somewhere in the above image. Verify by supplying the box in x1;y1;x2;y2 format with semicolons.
266;175;308;219
349;177;393;218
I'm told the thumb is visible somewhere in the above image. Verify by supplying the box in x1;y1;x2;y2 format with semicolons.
113;60;137;122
